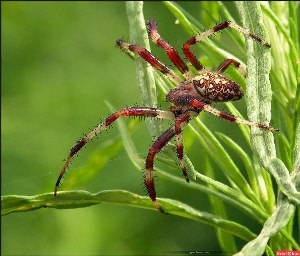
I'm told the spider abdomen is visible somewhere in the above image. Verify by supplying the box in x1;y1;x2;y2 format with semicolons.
166;71;243;108
192;72;243;102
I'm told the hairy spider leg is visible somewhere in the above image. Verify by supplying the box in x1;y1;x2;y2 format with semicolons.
147;20;194;80
54;107;175;195
191;99;279;132
116;39;183;85
216;59;247;78
145;127;176;213
174;112;193;183
183;21;270;72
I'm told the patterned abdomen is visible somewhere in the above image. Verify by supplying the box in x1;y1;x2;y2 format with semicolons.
192;72;243;102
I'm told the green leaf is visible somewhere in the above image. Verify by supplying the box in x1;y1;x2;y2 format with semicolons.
234;2;300;254
60;137;123;190
204;157;237;252
188;119;261;206
236;2;300;205
235;194;299;255
1;190;257;242
126;1;163;137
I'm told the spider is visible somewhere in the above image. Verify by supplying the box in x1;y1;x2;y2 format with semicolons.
54;20;278;213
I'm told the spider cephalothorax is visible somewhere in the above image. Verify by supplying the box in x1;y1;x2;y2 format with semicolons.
54;19;278;213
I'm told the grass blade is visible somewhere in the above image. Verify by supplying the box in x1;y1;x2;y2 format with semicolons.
1;190;256;242
236;1;300;205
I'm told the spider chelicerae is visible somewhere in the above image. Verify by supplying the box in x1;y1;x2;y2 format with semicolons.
54;20;278;213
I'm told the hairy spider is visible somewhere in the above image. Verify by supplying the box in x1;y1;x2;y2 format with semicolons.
54;20;278;213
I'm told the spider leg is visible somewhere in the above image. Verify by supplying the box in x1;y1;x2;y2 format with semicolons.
175;113;192;183
216;59;246;78
190;99;279;132
183;21;270;72
182;39;205;72
54;107;175;196
116;39;183;85
147;20;194;80
145;127;176;213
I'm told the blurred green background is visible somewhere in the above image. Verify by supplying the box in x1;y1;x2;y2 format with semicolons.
2;2;258;255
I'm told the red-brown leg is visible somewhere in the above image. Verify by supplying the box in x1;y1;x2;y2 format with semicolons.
54;107;175;195
183;21;270;72
145;127;176;213
216;59;246;78
190;99;279;132
116;39;183;85
182;38;205;72
175;113;191;183
147;20;193;80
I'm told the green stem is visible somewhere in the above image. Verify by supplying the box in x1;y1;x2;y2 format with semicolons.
125;1;162;137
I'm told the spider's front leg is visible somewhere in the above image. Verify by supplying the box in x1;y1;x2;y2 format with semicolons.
54;107;175;195
145;111;198;213
145;127;176;213
174;112;196;183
